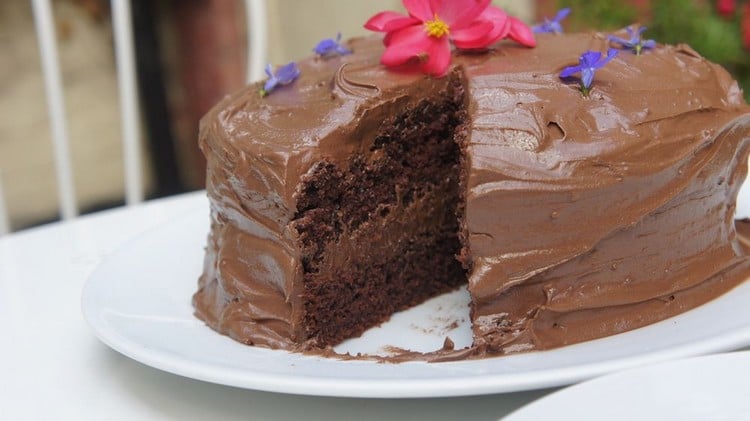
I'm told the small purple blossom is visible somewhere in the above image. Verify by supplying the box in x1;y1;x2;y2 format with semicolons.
260;62;301;97
533;8;571;34
560;49;619;96
608;26;656;56
313;32;352;57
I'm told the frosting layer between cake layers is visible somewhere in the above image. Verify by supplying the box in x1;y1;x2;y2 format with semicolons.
194;33;750;355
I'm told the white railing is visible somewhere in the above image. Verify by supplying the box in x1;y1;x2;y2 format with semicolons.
1;0;267;235
246;0;268;83
0;173;9;235
31;0;78;221
112;0;144;207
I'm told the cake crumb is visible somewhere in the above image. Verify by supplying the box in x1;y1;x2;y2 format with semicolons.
442;337;455;351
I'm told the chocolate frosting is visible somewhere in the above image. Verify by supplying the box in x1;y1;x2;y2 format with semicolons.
193;32;750;358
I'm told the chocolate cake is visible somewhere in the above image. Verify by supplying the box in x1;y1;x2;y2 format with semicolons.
193;32;750;356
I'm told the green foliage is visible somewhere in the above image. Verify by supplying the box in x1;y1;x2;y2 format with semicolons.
555;0;638;31
650;0;744;64
556;0;749;101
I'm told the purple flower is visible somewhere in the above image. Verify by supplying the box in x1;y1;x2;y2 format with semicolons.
608;26;656;56
560;49;619;96
313;32;352;57
533;8;571;34
260;62;301;97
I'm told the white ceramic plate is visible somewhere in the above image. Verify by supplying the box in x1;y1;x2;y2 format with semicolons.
82;203;750;398
503;351;750;420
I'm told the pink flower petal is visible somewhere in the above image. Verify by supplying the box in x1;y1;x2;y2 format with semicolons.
403;0;434;21
478;5;508;20
507;16;536;47
440;0;491;29
364;11;420;32
381;25;435;66
470;6;511;46
420;36;452;76
451;20;495;49
384;31;394;46
429;0;442;17
486;15;512;44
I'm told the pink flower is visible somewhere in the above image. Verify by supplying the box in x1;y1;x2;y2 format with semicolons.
364;0;536;76
716;0;736;17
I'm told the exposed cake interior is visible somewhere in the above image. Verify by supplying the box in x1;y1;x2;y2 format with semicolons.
291;76;468;347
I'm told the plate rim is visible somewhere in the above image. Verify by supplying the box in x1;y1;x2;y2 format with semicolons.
80;207;750;399
502;350;750;420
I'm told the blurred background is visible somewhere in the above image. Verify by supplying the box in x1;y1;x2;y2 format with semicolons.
0;0;748;232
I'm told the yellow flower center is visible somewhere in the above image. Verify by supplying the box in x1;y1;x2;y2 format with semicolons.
424;14;450;38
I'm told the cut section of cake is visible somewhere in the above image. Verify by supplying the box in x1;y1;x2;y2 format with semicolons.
193;33;750;356
292;74;467;347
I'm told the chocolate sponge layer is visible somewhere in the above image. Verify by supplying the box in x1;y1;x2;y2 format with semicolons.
291;78;468;347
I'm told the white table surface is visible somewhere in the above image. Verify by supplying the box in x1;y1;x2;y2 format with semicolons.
0;191;555;421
